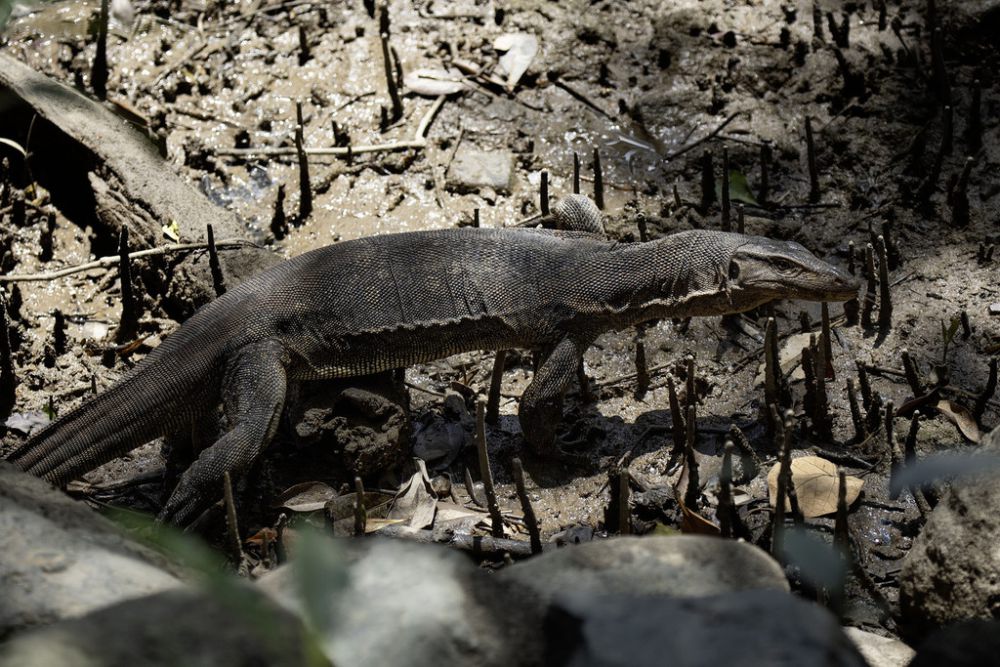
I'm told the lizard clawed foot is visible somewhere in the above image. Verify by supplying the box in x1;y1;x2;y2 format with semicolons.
157;479;215;527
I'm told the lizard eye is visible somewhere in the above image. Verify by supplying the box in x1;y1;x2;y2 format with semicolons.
772;258;794;271
728;260;740;280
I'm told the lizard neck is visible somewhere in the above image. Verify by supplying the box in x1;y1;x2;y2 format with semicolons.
579;232;744;328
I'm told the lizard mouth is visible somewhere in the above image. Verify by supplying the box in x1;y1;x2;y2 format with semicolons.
794;276;860;302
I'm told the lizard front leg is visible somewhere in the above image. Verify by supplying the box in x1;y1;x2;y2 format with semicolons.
159;340;290;525
518;335;594;458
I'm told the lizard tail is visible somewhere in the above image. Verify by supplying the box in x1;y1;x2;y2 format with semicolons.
6;363;206;486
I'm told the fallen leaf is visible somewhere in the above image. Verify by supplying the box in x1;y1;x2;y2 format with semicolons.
754;332;813;386
324;491;394;522
245;527;277;547
274;481;338;512
493;33;538;91
4;411;50;435
434;501;483;532
678;499;720;535
403;68;466;96
767;456;864;518
389;470;437;531
935;399;981;442
161;219;180;242
434;501;483;522
0;137;26;157
715;170;760;206
80;321;110;340
364;518;405;534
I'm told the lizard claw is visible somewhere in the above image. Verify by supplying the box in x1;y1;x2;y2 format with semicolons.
158;479;213;527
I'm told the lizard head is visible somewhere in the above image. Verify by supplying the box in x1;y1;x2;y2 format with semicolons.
726;236;859;305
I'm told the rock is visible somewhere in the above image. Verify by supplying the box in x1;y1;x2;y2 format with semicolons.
258;538;542;667
909;619;1000;667
501;535;788;604
937;0;1000;30
547;589;866;667
0;588;312;667
0;463;183;637
844;628;915;667
446;145;513;194
899;425;1000;635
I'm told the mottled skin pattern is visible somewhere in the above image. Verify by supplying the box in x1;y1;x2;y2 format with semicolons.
7;196;858;523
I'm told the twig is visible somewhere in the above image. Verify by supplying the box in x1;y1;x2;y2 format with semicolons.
214;95;447;158
373;524;541;558
0;240;255;283
662;111;742;162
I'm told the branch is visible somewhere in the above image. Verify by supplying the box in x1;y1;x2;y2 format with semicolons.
662;111;743;161
214;95;447;158
0;240;255;283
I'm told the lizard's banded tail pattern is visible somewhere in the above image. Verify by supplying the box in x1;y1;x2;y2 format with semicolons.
6;364;201;486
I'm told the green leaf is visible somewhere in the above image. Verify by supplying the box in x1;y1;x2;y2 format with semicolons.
293;528;349;637
940;316;960;346
0;0;14;31
106;510;292;657
715;170;760;206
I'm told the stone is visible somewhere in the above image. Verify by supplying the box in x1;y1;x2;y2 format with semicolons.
258;538;542;667
547;589;866;667
446;145;513;194
0;463;183;637
0;588;311;667
500;535;788;605
844;628;915;667
909;619;1000;666
899;425;1000;635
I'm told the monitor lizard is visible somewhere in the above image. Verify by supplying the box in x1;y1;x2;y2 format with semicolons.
7;196;859;523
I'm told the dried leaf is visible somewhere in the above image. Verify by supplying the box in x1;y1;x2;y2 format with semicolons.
403;68;466;96
767;456;864;518
161;219;180;242
364;518;405;534
275;481;338;512
434;501;483;522
0;137;27;157
245;527;277;547
389;471;437;531
678;499;720;535
935;399;981;443
754;332;813;385
434;501;483;532
493;33;538;91
4;411;50;435
324;491;394;522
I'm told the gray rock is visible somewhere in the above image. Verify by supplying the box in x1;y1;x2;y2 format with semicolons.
938;0;1000;30
547;589;866;667
257;538;542;667
909;619;1000;667
0;463;183;637
899;426;1000;634
446;145;513;194
0;588;313;667
501;535;788;604
844;628;915;667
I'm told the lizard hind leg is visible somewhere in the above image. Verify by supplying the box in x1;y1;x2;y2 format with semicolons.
158;340;290;525
518;335;594;459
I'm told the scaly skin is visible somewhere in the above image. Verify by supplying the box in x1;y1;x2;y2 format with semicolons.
7;196;858;524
